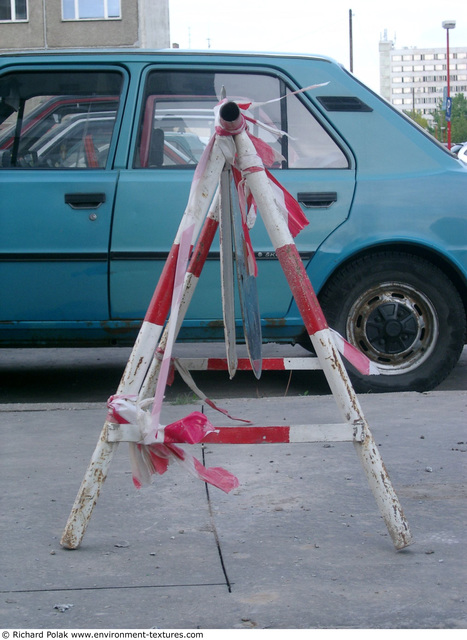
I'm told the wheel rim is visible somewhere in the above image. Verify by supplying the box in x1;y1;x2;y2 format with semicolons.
346;282;439;375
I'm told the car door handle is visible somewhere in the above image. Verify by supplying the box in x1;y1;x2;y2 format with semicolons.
65;193;106;210
297;192;337;208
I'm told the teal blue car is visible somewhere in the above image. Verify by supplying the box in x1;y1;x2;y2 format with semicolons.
1;50;466;393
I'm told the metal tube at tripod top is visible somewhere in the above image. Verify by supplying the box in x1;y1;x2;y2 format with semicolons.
218;101;244;133
219;101;240;121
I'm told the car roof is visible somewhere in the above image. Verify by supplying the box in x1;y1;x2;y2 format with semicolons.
0;48;336;65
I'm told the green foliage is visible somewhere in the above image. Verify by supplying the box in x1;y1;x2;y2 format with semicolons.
170;392;198;405
403;110;430;129
428;93;467;143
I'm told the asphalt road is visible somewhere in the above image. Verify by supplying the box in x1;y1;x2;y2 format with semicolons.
0;343;465;404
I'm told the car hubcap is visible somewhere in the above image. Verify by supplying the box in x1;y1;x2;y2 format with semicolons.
346;283;438;374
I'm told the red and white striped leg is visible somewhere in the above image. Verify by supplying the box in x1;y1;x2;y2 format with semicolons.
233;129;412;550
61;144;227;549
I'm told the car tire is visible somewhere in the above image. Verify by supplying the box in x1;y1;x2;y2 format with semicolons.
318;252;466;392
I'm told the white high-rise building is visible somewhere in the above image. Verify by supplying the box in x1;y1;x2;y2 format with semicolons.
379;35;467;123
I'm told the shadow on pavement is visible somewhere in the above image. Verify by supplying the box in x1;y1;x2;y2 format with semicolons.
0;344;465;404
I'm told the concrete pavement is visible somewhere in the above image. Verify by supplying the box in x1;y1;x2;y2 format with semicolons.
1;390;466;629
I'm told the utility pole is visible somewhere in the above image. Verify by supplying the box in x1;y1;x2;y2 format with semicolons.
349;9;354;73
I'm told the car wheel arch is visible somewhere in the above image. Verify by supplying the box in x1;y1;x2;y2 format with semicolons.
310;247;466;392
315;241;467;325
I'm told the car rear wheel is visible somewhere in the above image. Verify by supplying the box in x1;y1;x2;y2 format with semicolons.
318;252;466;392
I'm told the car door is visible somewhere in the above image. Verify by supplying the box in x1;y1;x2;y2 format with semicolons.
0;67;125;324
110;66;355;328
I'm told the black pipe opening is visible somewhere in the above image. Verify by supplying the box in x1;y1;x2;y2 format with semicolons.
219;101;241;122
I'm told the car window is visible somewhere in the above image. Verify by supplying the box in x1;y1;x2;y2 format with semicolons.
134;71;348;170
29;113;116;168
0;70;123;169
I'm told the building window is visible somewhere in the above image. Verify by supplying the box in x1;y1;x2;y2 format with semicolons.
0;0;27;21
62;0;121;20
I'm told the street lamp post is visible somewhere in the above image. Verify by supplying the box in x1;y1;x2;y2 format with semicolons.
442;20;456;150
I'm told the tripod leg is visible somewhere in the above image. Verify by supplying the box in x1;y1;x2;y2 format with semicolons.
60;252;175;549
233;129;412;550
61;144;227;549
139;197;220;400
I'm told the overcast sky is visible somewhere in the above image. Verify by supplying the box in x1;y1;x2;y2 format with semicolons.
169;0;467;92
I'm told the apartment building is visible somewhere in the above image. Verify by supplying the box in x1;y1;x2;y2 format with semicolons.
379;37;467;122
0;0;170;51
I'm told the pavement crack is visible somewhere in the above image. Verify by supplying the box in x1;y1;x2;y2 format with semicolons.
1;583;228;594
202;445;233;593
